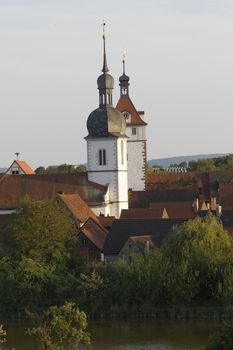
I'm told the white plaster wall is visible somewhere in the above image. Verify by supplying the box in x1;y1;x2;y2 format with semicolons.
6;162;24;175
86;137;128;218
125;125;146;141
127;141;146;191
87;138;117;172
90;205;111;217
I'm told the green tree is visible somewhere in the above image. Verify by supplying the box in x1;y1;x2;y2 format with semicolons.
206;321;233;350
1;197;75;262
146;163;154;174
188;159;216;172
161;214;233;304
75;164;86;172
35;166;46;175
0;325;6;349
28;302;90;350
77;271;104;313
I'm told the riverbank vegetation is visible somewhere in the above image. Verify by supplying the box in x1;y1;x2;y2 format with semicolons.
206;321;233;350
1;198;233;318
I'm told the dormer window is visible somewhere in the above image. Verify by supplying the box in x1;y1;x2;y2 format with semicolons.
122;110;131;123
99;149;106;166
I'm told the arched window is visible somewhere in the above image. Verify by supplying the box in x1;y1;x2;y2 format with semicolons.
99;149;106;166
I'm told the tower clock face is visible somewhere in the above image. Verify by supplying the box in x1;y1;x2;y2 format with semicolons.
122;111;131;123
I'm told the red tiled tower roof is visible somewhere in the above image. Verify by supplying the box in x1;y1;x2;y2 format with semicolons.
116;96;147;126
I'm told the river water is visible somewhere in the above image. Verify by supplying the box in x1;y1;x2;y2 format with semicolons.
3;320;220;349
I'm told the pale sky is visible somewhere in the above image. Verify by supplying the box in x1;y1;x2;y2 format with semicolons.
1;0;233;168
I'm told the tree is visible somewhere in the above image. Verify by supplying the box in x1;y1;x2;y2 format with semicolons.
27;302;90;350
188;159;216;172
35;166;46;174
206;321;233;350
1;197;75;262
0;325;6;349
75;164;86;173
161;214;233;304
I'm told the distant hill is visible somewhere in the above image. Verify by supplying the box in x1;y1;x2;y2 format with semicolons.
148;154;229;168
0;168;6;173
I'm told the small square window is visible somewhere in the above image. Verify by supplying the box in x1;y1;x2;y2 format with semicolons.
132;127;137;135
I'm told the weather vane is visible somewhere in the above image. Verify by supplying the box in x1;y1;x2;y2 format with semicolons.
15;152;20;160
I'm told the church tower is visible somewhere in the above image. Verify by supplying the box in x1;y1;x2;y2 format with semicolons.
85;26;128;218
116;56;147;191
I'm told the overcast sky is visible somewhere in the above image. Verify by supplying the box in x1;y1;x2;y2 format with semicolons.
1;0;233;168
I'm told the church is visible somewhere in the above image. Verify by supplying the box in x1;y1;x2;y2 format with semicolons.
85;28;147;218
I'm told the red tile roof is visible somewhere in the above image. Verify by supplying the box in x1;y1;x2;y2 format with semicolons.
58;193;97;223
116;96;147;126
79;218;107;251
149;201;195;218
0;174;107;209
220;183;233;209
120;208;168;219
16;161;35;174
97;215;115;228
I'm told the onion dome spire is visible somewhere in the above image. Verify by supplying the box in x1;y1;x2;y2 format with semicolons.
97;22;114;106
86;23;126;138
119;50;130;96
102;21;109;73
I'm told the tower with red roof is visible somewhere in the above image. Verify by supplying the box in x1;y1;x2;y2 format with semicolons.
116;57;147;191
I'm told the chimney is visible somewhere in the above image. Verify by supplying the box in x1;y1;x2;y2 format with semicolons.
211;197;217;210
216;205;222;219
145;240;150;254
193;199;199;213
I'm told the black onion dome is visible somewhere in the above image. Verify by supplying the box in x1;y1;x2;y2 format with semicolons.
119;73;129;83
97;73;114;90
87;106;126;137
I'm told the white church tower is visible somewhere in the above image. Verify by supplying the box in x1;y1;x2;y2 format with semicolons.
116;57;147;191
85;26;128;218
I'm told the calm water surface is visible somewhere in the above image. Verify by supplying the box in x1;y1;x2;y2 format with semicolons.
2;320;220;350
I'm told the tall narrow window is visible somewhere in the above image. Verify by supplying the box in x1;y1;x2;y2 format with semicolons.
132;127;137;135
103;149;106;165
99;149;106;166
121;140;124;165
99;149;102;165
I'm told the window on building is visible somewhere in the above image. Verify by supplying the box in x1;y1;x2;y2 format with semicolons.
99;149;106;166
81;238;87;246
12;170;19;175
132;127;137;135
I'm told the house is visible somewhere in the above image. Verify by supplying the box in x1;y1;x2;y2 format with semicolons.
78;217;107;261
5;160;35;175
103;218;187;262
118;235;157;262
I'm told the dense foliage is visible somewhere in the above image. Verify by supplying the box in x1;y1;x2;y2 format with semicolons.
168;154;233;172
206;321;233;350
35;164;86;174
0;199;233;317
0;325;6;349
28;302;90;350
0;197;83;313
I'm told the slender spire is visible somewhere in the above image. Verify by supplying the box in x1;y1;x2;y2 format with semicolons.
122;49;126;74
102;21;109;73
119;49;130;96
